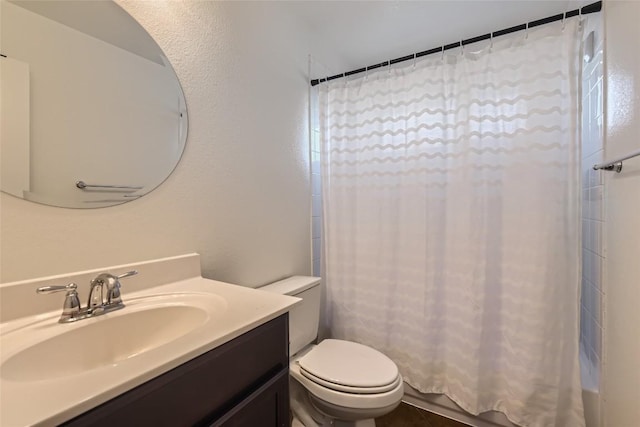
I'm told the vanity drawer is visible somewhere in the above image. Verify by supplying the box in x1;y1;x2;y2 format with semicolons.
62;314;289;427
210;367;289;427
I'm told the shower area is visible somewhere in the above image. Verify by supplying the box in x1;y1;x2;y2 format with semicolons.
309;4;609;427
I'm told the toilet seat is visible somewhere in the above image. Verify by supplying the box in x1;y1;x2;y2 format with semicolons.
290;362;404;411
290;339;404;411
298;339;399;390
299;367;403;394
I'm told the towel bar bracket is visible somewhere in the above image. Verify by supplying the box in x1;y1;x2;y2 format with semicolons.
594;162;623;173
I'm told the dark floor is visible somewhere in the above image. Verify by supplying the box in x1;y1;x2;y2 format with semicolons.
376;403;469;427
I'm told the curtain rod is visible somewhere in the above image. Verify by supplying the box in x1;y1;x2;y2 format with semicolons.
310;1;602;87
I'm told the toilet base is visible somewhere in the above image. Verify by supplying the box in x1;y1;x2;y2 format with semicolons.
291;415;376;427
291;377;392;427
334;419;376;427
308;391;401;421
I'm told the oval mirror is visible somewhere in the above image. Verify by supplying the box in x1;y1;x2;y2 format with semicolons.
0;0;187;208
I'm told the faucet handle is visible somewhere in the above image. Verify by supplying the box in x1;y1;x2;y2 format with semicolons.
36;283;81;321
36;282;78;294
117;270;138;280
109;270;138;304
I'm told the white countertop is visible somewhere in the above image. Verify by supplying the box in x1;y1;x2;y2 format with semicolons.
0;255;300;426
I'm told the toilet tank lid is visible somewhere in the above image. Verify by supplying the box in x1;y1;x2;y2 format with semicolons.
260;276;321;296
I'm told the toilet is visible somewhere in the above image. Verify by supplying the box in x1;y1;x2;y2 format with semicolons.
259;276;404;427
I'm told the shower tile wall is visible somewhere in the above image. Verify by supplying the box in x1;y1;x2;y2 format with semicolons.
310;88;322;277
580;31;604;387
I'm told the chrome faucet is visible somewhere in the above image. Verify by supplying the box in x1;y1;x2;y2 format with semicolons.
37;270;138;323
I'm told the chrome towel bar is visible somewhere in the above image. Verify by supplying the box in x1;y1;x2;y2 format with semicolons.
76;180;143;190
593;148;640;173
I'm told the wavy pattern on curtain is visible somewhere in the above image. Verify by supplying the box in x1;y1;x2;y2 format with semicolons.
319;20;584;427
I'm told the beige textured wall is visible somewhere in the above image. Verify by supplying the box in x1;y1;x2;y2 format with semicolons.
0;1;312;286
603;1;640;426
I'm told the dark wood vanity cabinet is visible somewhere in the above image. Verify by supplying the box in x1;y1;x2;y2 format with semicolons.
62;314;290;427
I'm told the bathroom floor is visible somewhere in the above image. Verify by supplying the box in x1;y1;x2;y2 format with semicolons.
376;403;469;427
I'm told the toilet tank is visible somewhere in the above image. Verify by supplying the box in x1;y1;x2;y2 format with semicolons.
259;276;321;355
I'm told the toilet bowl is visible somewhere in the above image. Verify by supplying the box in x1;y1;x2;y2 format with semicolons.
259;276;403;427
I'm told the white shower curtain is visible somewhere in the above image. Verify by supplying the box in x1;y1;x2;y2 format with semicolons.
319;20;584;427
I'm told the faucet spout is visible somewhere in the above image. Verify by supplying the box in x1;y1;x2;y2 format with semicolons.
89;270;138;309
87;277;105;310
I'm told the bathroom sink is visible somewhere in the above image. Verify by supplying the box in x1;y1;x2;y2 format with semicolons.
0;255;300;427
1;293;223;382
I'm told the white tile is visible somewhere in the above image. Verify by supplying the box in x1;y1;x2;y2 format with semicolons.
592;287;602;326
591;186;604;221
589;346;598;368
582;220;590;249
587;220;596;251
582;168;590;189
583;59;595;80
581;115;592;157
593;254;603;290
593;323;602;358
311;159;321;174
585;310;593;350
585;250;594;281
583;280;592;315
583;250;591;278
595;59;603;85
592;220;602;255
312;195;322;217
582;84;590;101
595;82;603;119
582;123;596;159
311;132;320;152
312;216;321;238
312;237;321;258
589;66;600;92
311;173;321;196
582;189;590;219
587;282;598;319
591;149;604;164
580;304;588;341
589;120;600;152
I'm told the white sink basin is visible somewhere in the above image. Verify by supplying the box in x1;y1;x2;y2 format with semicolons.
1;293;224;382
0;254;300;427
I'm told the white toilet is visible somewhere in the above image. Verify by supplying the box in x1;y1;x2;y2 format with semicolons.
260;276;404;427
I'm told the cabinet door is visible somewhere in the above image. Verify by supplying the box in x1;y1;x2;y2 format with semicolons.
212;368;289;427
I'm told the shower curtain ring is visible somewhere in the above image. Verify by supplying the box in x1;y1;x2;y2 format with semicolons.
489;32;494;52
441;45;445;61
460;39;464;56
413;53;417;69
525;22;529;39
